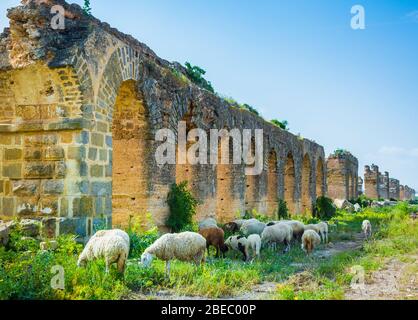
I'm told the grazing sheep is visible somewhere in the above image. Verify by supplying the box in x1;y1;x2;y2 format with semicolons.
362;220;372;239
261;223;293;253
198;218;218;231
270;220;305;241
241;220;266;237
77;229;130;273
199;227;228;258
225;235;248;261
223;222;240;233
305;222;329;243
301;230;321;255
246;234;261;262
141;232;206;277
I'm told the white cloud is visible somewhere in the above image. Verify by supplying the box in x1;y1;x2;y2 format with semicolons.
378;146;418;158
406;10;418;21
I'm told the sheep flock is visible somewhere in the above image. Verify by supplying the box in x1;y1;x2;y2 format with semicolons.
77;217;372;277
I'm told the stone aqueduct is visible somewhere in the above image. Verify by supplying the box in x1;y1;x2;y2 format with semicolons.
0;1;414;239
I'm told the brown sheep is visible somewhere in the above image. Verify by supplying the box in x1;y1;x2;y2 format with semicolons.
199;227;229;258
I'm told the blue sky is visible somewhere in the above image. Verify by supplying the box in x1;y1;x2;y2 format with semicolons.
1;0;417;192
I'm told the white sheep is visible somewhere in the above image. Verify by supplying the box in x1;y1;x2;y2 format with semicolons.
141;232;206;278
305;222;329;243
270;220;305;241
301;230;321;255
198;218;218;231
240;220;266;237
77;229;130;273
261;223;293;253
246;234;261;262
362;220;372;240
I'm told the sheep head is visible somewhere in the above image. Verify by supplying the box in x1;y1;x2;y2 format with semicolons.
140;252;154;268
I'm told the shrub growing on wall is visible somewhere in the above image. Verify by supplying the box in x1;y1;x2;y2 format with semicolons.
277;199;289;220
313;196;336;220
166;182;198;233
184;62;215;93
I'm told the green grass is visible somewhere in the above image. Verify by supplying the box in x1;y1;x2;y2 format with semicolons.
1;203;417;300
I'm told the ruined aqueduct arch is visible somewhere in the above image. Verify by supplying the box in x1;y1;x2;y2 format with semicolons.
0;1;326;239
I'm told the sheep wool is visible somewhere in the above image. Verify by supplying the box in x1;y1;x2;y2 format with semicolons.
261;223;293;253
142;232;206;278
362;220;372;239
301;230;321;255
198;218;218;231
246;234;261;262
78;229;130;273
240;220;266;237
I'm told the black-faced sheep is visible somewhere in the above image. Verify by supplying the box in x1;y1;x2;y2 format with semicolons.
141;232;206;278
362;220;372;240
225;235;248;261
301;230;321;255
199;227;228;258
261;223;293;253
77;229;130;273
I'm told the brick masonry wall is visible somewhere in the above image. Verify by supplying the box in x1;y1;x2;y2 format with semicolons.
0;0;327;237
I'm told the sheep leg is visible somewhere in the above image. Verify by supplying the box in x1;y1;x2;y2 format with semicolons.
283;240;290;254
166;261;171;278
215;246;220;258
117;253;126;274
105;257;111;273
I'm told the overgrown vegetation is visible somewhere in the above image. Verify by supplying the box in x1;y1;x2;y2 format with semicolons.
184;62;215;93
313;196;336;220
1;203;416;300
166;181;199;233
270;119;289;131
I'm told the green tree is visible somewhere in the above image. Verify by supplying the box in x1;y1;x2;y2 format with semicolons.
83;0;92;15
166;182;198;232
184;62;215;93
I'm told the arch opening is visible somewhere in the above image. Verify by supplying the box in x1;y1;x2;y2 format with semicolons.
301;154;312;215
284;152;296;215
112;80;151;228
316;158;324;198
266;150;278;217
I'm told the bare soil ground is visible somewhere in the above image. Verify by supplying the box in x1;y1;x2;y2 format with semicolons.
345;255;418;300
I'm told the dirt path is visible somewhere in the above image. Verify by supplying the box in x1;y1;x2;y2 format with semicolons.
128;234;367;301
345;255;418;300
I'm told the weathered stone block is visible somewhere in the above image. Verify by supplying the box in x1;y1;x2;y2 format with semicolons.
88;147;97;161
39;197;59;216
2;198;15;216
91;181;112;196
0;135;12;145
4;148;22;161
0;180;3;194
24;162;54;179
3;164;22;179
90;165;104;177
55;161;66;178
16;198;38;216
41;180;64;195
73;197;94;217
91;133;104;147
24;148;43;161
68;146;86;160
12;180;40;197
99;149;107;161
44;146;65;160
